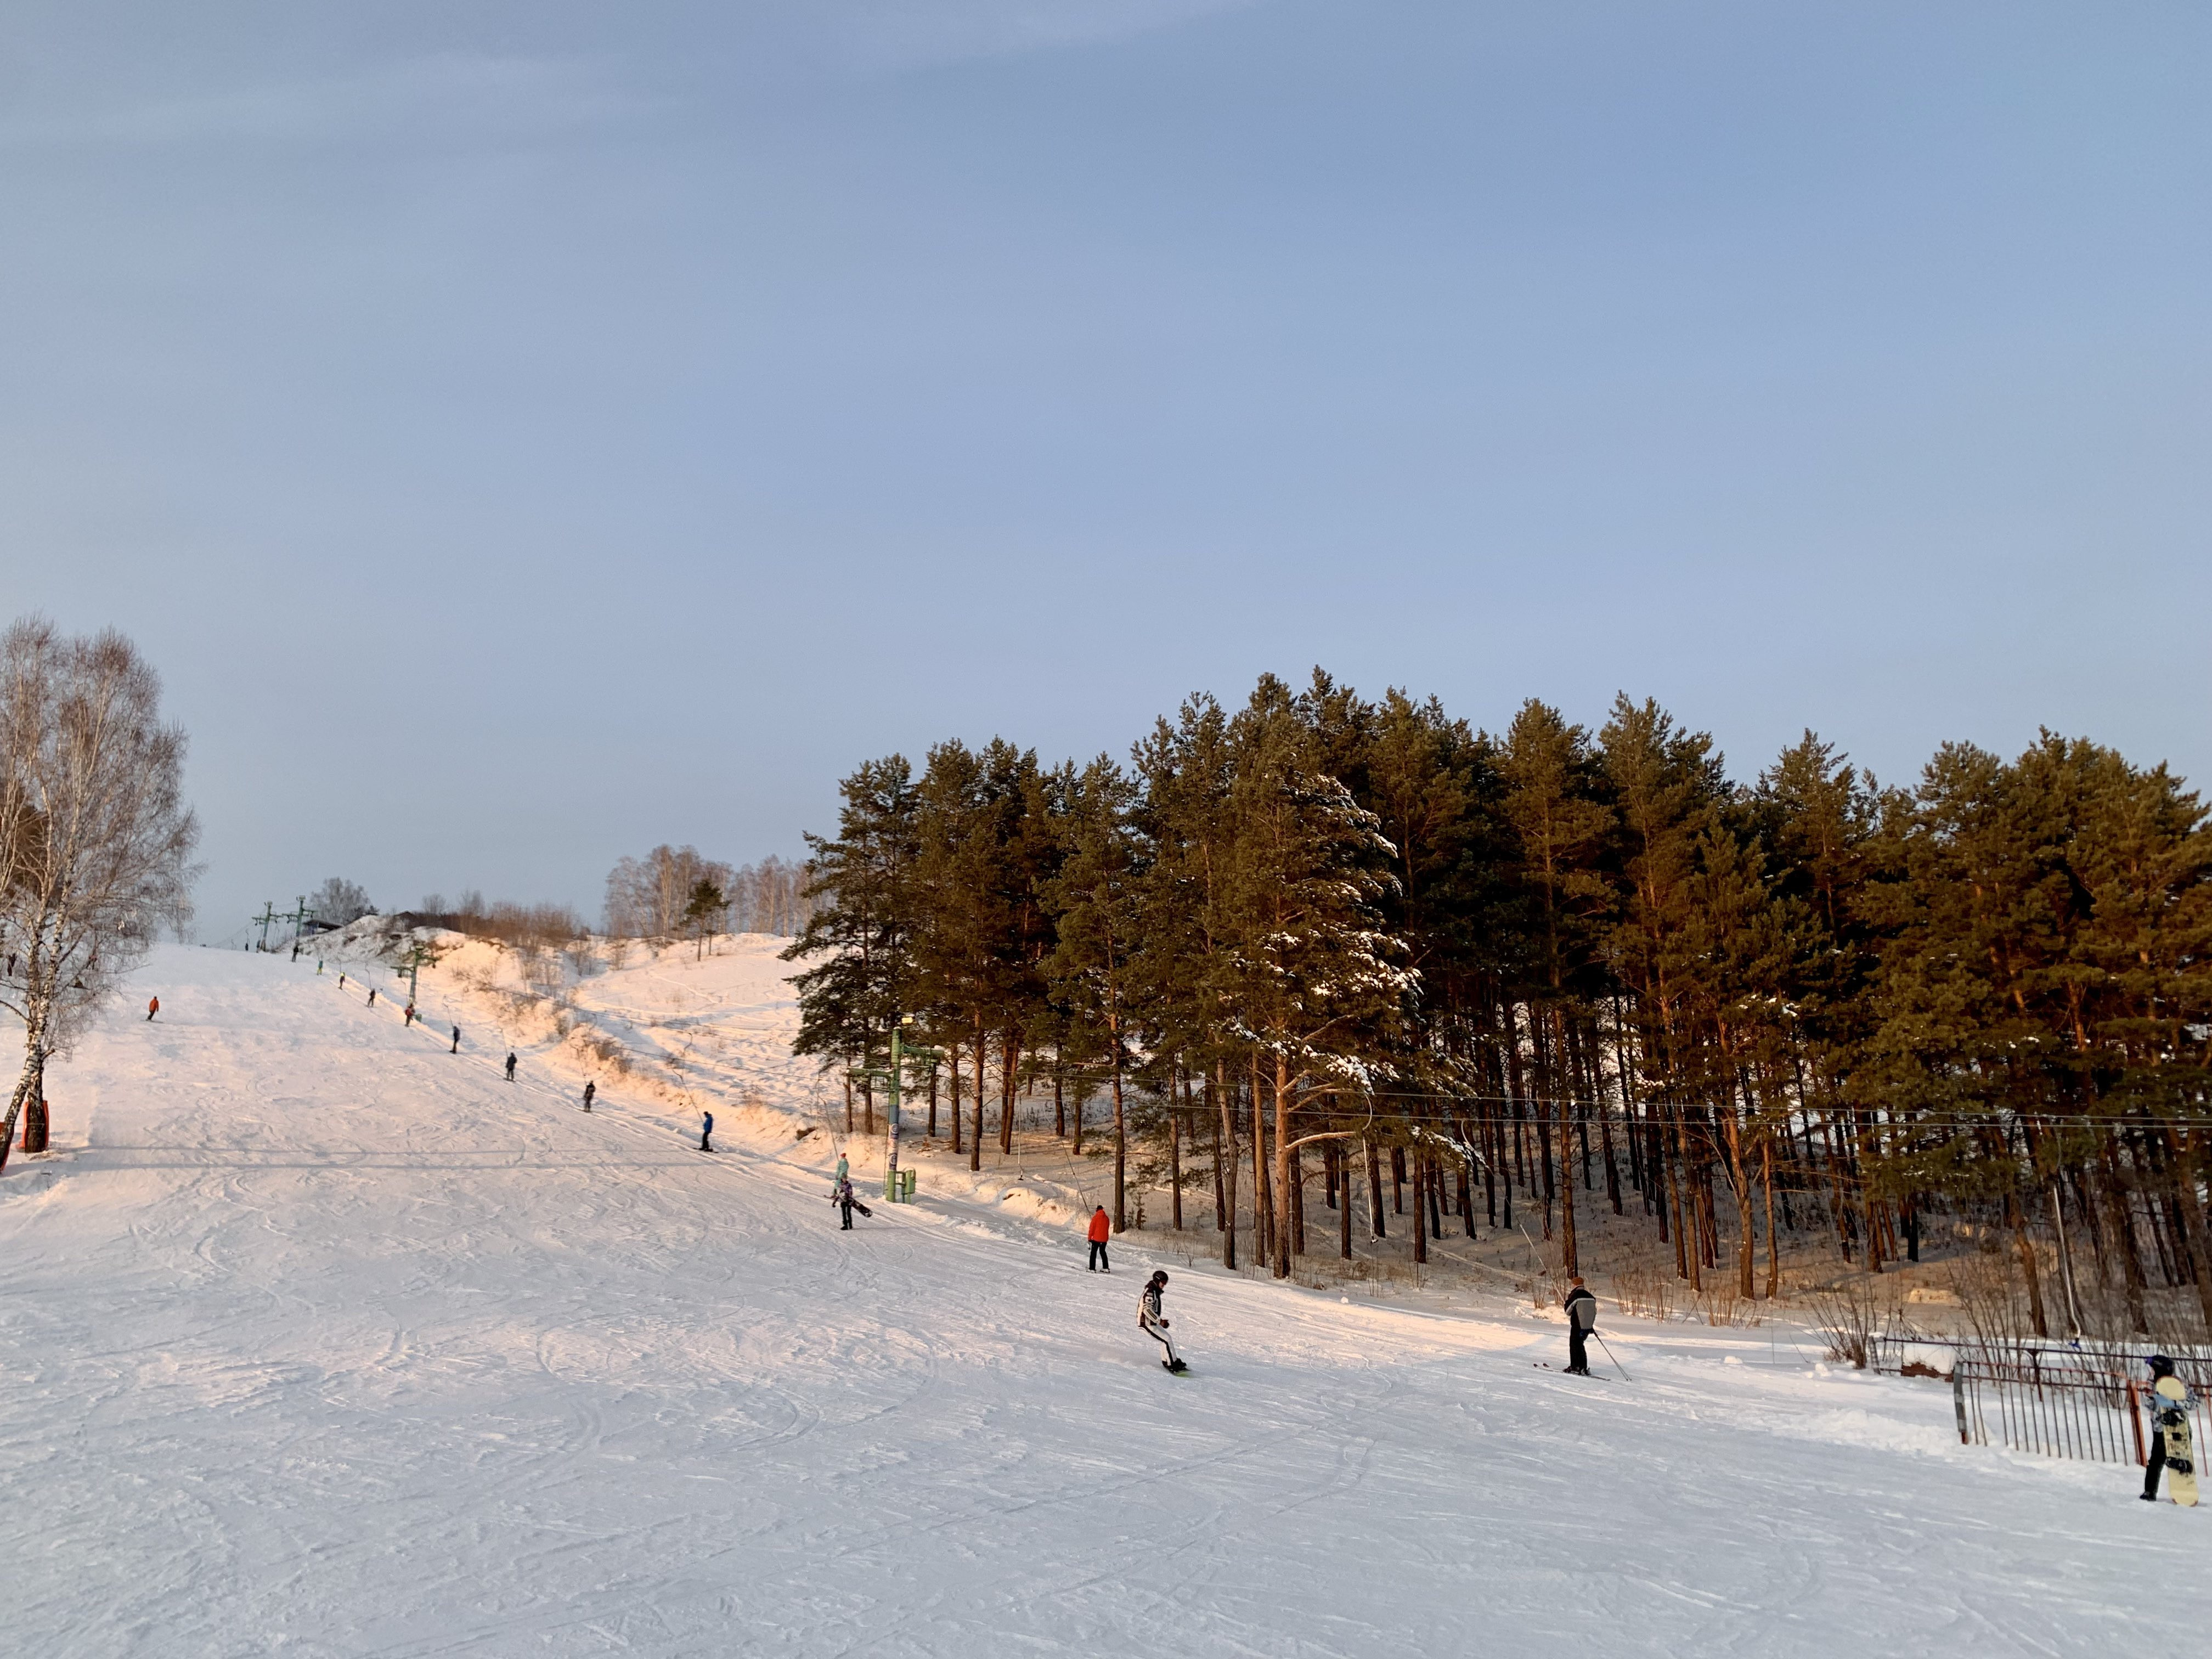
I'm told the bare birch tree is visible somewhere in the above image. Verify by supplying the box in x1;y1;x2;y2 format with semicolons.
0;620;198;1169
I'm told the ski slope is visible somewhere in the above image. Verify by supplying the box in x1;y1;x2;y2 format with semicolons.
2;946;2203;1657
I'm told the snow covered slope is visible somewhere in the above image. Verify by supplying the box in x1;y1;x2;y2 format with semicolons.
2;946;2203;1657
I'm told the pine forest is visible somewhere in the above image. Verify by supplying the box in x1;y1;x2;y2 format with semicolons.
783;670;2212;1344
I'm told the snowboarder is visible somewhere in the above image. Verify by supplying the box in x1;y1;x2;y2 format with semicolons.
1087;1206;1112;1272
1139;1271;1186;1373
582;1081;595;1111
403;1003;416;1027
337;973;346;989
2142;1355;2198;1503
834;1176;857;1229
367;988;376;1008
291;943;300;962
699;1110;714;1153
504;1052;516;1082
449;1024;460;1053
1562;1276;1598;1376
146;996;158;1021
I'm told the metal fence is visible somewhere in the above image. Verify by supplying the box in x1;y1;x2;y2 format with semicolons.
1950;1342;2212;1465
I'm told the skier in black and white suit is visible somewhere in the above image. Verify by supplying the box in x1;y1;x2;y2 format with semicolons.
1562;1277;1598;1376
1139;1271;1187;1373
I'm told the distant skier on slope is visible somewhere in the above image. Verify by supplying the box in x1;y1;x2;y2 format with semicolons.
1562;1277;1598;1376
146;996;158;1021
1087;1206;1112;1272
449;1024;460;1053
504;1052;516;1082
404;1003;416;1027
582;1081;595;1111
699;1110;714;1153
367;989;376;1008
2142;1354;2198;1503
1139;1271;1187;1374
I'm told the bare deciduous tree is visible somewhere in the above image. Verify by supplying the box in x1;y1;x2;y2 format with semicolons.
307;876;374;927
604;845;732;940
0;620;198;1169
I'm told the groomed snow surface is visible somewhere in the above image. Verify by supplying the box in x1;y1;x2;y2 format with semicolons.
3;946;2203;1657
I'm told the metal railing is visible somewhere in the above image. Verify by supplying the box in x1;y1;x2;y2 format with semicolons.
1950;1342;2212;1465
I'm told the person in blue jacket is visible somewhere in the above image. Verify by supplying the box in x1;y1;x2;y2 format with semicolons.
699;1110;714;1153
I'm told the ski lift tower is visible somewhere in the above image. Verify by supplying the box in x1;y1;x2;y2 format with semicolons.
847;1015;940;1203
394;940;436;1008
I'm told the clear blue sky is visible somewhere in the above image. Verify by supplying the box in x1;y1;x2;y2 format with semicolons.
4;2;2205;938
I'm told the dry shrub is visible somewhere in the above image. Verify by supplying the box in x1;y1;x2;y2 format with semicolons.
1611;1266;1674;1322
1802;1277;1896;1368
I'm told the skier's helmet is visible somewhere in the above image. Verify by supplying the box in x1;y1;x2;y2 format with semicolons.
1150;1271;1169;1286
2149;1353;2177;1379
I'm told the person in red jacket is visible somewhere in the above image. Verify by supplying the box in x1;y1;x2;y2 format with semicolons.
1087;1205;1112;1272
146;996;159;1021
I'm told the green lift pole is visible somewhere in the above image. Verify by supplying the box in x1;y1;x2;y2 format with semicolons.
395;941;435;1007
847;1016;940;1203
252;902;277;950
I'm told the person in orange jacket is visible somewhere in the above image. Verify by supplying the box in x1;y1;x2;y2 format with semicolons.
1087;1205;1112;1272
146;996;159;1021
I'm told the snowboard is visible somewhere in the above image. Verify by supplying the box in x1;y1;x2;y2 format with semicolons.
849;1200;873;1219
1163;1359;1190;1375
2155;1378;2198;1506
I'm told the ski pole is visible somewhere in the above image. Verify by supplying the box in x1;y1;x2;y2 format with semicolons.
1594;1332;1632;1383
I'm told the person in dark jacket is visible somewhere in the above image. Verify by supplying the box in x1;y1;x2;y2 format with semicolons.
1139;1271;1186;1373
699;1110;714;1153
2143;1353;2196;1500
582;1081;595;1112
1087;1206;1112;1272
833;1176;857;1229
1562;1277;1598;1375
504;1051;516;1082
450;1024;460;1053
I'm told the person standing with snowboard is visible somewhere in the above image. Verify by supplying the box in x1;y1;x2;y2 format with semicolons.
582;1081;595;1111
1563;1277;1598;1376
1087;1206;1112;1272
1139;1271;1186;1373
504;1052;516;1082
2142;1355;2197;1502
833;1176;857;1229
699;1110;714;1153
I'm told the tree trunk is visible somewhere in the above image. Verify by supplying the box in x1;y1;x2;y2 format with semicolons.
1271;1056;1293;1278
1169;1079;1185;1233
1250;1057;1271;1269
1391;1146;1406;1215
970;1029;985;1173
1110;1044;1127;1233
950;1048;963;1154
1000;1030;1019;1155
1366;1137;1386;1239
1762;1135;1778;1301
2007;1189;2049;1338
1217;1060;1238;1269
1053;1065;1064;1138
927;1063;940;1140
2172;1127;2212;1333
1411;1156;1429;1265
